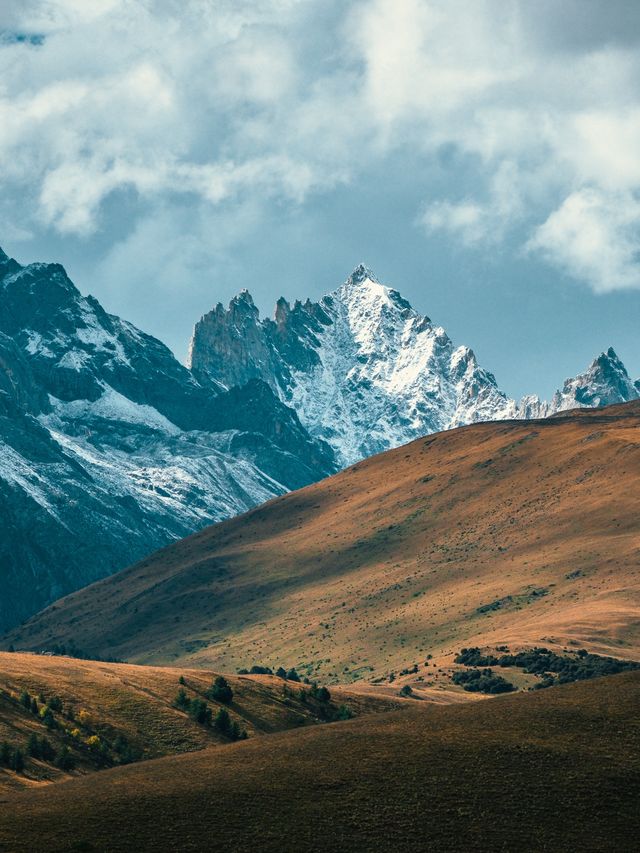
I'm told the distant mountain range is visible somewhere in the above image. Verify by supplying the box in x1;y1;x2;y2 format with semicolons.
0;248;638;630
189;263;639;466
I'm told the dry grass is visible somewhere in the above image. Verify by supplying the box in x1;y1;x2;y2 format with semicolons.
6;402;640;690
0;652;398;794
0;671;637;852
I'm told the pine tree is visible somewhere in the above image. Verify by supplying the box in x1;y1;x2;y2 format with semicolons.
209;676;233;704
27;733;40;758
214;707;232;736
11;748;24;772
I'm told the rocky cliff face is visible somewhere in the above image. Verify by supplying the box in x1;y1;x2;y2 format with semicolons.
189;265;640;466
0;247;335;631
189;265;515;466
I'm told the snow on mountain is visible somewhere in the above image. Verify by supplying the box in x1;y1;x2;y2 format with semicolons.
1;245;637;632
0;246;334;631
189;264;640;467
189;264;515;466
549;347;639;412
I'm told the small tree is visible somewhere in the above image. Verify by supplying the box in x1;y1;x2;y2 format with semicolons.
56;746;75;772
39;737;56;762
0;741;12;765
30;697;38;715
275;667;287;679
209;676;233;704
399;685;413;697
11;748;24;773
40;706;56;729
20;691;30;710
336;704;354;720
27;733;41;758
189;699;212;726
49;696;63;713
214;707;232;736
175;688;190;710
286;668;301;683
316;686;331;703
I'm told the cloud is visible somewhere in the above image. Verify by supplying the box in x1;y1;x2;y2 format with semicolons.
527;188;640;293
1;0;640;293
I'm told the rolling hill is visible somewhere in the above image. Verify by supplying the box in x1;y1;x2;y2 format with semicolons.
6;401;640;689
0;651;398;795
0;671;638;852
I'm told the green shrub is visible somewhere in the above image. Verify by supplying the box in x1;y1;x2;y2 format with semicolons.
189;699;212;726
214;707;232;736
11;748;24;773
27;733;40;758
316;686;331;703
336;705;354;720
56;746;75;772
452;668;515;694
174;688;190;710
209;676;233;704
49;696;63;713
0;741;12;765
454;648;499;667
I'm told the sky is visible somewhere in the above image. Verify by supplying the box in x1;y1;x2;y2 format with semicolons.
1;0;640;399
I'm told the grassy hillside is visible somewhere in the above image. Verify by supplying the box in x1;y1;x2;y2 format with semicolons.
5;402;640;688
0;652;398;794
0;671;638;852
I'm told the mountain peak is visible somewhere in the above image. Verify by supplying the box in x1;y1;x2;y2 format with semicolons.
603;346;622;364
347;263;379;286
231;289;255;306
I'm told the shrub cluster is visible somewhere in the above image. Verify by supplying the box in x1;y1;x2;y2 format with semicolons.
455;646;640;688
0;742;24;772
213;708;247;741
238;664;302;681
452;668;516;694
174;686;247;741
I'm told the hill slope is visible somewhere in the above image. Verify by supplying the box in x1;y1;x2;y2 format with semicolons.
7;401;640;683
0;672;638;852
0;652;397;795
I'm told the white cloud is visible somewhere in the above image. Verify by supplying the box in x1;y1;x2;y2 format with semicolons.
1;0;640;293
527;188;640;293
421;201;487;245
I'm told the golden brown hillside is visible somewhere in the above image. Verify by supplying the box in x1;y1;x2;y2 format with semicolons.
0;652;397;795
0;671;638;852
5;402;640;687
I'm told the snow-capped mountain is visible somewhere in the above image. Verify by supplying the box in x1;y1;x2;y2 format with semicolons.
189;265;515;466
2;249;638;633
189;265;640;466
0;246;335;631
550;347;639;412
